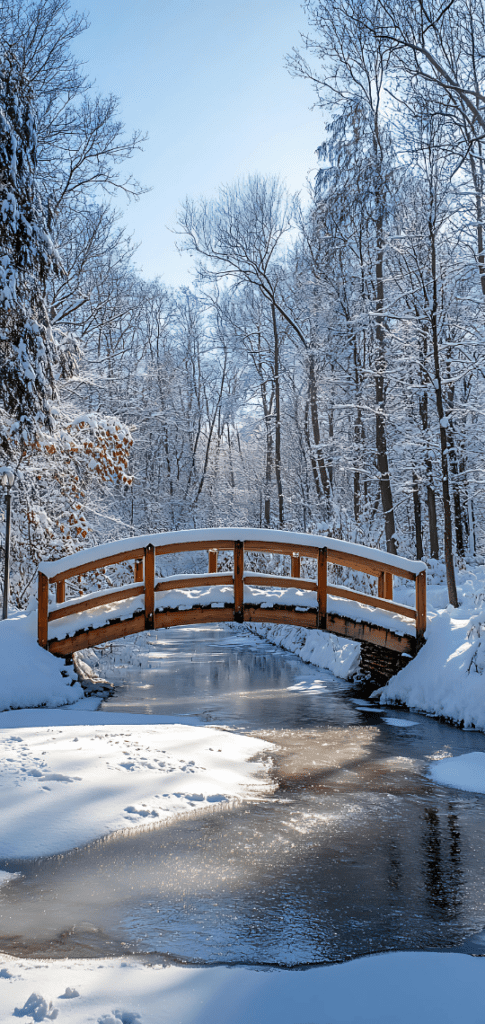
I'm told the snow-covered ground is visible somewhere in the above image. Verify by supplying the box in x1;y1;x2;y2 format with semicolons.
0;704;273;858
0;611;83;711
0;950;484;1024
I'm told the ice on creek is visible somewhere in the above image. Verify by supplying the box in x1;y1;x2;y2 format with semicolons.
382;717;419;728
429;750;485;793
0;715;274;858
287;679;329;692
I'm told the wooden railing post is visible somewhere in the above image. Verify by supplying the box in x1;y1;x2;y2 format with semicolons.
134;559;143;583
144;544;155;630
317;547;327;630
233;540;244;623
416;570;426;644
378;572;393;600
38;572;49;648
291;552;300;578
56;581;65;604
208;548;217;574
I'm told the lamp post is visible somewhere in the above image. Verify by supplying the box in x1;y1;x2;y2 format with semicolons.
1;467;14;620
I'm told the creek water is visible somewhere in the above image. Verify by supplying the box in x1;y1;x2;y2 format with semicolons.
1;624;485;966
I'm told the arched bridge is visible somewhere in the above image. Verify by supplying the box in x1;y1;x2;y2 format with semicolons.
37;529;426;661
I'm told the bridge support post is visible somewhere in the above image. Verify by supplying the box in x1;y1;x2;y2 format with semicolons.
416;570;426;644
317;547;327;630
144;544;155;630
234;541;244;623
38;572;49;648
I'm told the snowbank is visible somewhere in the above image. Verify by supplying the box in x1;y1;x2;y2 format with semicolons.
0;612;83;711
243;621;361;680
374;601;485;730
0;707;274;857
0;951;484;1024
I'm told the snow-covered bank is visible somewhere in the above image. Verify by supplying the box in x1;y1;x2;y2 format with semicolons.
243;621;361;679
374;570;485;730
0;951;484;1024
0;707;273;858
0;612;83;711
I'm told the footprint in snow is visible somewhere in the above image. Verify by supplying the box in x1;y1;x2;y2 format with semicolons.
13;992;58;1020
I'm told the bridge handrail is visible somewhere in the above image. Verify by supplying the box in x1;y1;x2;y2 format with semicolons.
38;529;426;650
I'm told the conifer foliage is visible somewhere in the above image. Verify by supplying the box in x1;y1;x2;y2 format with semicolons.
0;51;59;442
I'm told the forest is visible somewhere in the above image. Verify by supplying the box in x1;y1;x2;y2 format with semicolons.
2;0;485;610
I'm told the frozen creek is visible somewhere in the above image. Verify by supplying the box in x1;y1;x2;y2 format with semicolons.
1;623;485;966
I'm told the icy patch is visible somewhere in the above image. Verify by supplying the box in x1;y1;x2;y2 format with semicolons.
0;869;20;886
287;680;328;693
429;751;485;793
382;718;418;728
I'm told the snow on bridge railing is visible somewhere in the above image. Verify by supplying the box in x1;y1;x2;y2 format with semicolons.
37;528;427;657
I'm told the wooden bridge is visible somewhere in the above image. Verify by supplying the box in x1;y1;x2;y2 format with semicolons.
37;529;426;661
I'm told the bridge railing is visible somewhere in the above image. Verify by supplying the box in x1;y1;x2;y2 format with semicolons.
38;531;426;656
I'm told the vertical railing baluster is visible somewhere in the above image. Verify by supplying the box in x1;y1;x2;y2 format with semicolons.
56;580;65;604
134;559;143;583
291;552;300;578
208;548;217;574
234;540;244;622
317;547;327;630
38;572;49;648
144;544;155;630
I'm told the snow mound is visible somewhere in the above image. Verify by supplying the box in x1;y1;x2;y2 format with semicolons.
0;612;83;711
429;751;485;793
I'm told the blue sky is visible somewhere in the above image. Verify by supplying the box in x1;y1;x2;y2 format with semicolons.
74;0;323;287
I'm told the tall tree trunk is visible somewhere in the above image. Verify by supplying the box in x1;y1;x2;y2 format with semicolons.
271;303;284;527
308;353;331;506
429;220;458;606
412;472;424;561
374;212;397;554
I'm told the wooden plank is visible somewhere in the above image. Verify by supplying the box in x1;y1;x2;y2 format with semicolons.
155;540;234;556
327;584;416;621
134;559;143;583
243;574;316;591
384;572;393;601
244;539;319;559
155;574;233;592
378;572;385;598
291;553;301;578
327;548;415;581
208;549;218;573
48;585;145;622
317;547;327;630
48;613;146;656
38;573;49;648
154;606;234;629
234;540;244;622
56;581;65;604
416;570;427;641
326;613;416;654
49;548;145;584
144;544;155;629
245;606;318;629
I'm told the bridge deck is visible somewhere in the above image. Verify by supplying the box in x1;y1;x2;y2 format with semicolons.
37;529;427;659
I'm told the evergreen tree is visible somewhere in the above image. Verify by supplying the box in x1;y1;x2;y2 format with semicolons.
0;51;60;445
